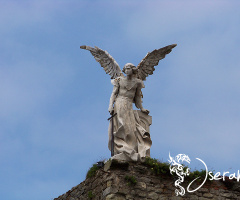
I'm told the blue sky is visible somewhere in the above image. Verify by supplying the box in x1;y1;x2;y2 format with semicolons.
1;1;240;199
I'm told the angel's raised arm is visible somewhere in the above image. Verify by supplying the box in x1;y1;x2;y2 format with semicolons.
136;44;177;81
80;45;123;79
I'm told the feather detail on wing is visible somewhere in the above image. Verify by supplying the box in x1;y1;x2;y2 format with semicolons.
80;45;123;79
136;44;177;81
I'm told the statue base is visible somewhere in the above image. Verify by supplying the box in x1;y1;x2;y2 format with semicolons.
54;159;240;200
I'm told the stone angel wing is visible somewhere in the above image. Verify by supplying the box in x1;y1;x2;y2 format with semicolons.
136;44;177;81
80;45;123;79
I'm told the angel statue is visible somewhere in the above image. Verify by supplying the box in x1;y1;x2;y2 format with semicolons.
80;44;177;162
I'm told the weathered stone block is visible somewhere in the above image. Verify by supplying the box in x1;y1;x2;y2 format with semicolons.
106;194;125;200
148;191;158;199
203;193;213;198
103;186;118;197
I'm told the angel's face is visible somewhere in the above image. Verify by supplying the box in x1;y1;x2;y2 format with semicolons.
124;66;133;75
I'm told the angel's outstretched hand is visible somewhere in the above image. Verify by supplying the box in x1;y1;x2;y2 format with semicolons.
141;108;150;115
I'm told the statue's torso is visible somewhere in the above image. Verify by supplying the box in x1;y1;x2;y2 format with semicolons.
117;77;139;101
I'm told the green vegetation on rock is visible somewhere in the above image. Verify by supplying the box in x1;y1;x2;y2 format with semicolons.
144;157;170;175
86;164;99;178
125;175;137;186
87;191;95;199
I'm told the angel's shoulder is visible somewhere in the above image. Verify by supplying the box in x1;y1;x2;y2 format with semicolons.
111;77;121;86
135;77;142;82
136;78;145;88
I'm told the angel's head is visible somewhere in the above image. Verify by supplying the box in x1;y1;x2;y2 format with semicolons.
122;63;138;75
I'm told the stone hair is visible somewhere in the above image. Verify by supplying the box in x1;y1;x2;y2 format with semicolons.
122;63;138;74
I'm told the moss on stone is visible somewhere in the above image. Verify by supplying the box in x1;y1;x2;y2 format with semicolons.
125;175;137;186
87;191;95;199
86;164;99;178
144;157;171;176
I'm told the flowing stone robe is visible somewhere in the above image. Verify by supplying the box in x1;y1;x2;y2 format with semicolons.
108;77;152;162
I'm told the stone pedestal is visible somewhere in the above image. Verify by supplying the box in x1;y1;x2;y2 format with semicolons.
55;160;240;200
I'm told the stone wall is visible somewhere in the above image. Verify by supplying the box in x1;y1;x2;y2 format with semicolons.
54;160;240;200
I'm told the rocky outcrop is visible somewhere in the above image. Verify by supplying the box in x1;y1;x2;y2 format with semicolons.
54;160;240;200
